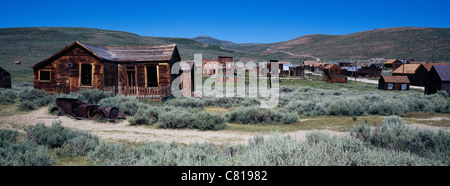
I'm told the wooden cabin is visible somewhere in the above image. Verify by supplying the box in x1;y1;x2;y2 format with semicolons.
384;59;402;70
357;66;382;78
31;41;182;101
392;64;428;86
378;75;410;91
424;65;450;95
303;61;325;71
290;66;304;76
0;67;12;89
322;64;347;83
216;56;236;82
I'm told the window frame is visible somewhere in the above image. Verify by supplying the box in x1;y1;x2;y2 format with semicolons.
38;70;51;82
79;63;93;87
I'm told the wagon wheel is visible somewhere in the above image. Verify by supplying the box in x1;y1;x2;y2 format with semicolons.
87;108;104;120
50;107;64;116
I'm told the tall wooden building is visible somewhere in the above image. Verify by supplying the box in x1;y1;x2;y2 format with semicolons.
32;41;182;101
392;64;428;86
322;64;347;83
425;65;450;95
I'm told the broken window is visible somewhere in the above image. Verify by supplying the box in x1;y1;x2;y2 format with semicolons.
147;65;158;87
39;70;51;81
80;64;92;86
126;66;136;87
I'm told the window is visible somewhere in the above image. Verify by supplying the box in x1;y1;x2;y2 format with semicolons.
80;64;92;86
401;84;407;90
126;66;136;87
146;65;158;87
39;70;51;81
387;83;393;90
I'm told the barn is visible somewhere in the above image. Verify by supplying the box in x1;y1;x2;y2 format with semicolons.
424;65;450;95
322;64;347;83
31;41;182;101
0;67;12;89
378;75;410;91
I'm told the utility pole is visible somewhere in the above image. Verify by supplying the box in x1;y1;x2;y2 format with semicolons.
355;57;358;81
403;56;406;74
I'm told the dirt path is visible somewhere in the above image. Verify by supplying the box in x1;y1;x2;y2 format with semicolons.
0;108;346;145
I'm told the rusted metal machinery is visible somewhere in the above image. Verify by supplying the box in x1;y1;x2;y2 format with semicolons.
51;98;125;122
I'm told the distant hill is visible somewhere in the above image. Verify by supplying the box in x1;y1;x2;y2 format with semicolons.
0;27;257;69
194;27;450;63
1;27;449;71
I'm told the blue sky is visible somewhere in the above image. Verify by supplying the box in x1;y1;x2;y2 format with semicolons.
1;0;449;43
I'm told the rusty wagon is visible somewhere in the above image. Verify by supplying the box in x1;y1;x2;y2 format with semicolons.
51;98;125;122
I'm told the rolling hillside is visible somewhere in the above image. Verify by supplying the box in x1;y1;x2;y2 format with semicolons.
0;26;448;83
193;27;450;63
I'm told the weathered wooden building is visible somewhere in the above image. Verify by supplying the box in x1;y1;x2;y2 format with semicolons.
0;67;12;89
303;61;325;71
378;75;410;91
424;65;450;95
392;64;428;86
289;66;304;76
384;59;402;70
322;64;347;83
32;41;182;101
357;66;382;78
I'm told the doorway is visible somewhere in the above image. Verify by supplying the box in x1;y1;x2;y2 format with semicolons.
147;65;158;87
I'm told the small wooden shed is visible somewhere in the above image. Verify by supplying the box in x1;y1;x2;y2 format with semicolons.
378;75;410;91
0;66;12;88
424;65;450;95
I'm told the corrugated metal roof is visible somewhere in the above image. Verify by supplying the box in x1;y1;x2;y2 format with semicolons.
434;65;450;82
421;62;449;72
381;75;410;83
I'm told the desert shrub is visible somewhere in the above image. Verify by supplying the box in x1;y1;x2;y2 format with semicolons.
167;97;204;109
225;107;299;125
0;129;54;166
17;100;37;111
157;110;226;131
25;120;99;156
72;88;115;104
0;129;19;144
204;97;246;108
17;89;53;110
61;134;99;157
98;95;142;116
189;112;226;131
351;116;450;164
0;141;53;166
328;98;366;116
0;89;16;104
128;105;160;125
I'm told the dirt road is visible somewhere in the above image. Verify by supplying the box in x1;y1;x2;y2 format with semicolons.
348;78;425;90
0;108;346;145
